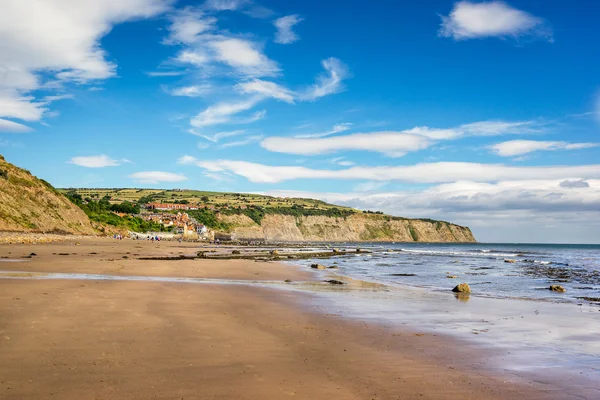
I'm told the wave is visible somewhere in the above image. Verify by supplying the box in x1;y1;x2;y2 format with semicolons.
398;248;520;258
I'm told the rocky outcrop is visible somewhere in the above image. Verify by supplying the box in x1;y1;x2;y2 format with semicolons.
0;156;96;235
549;285;566;292
452;283;471;293
219;213;475;243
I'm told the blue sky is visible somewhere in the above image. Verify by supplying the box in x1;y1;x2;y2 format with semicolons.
1;0;599;243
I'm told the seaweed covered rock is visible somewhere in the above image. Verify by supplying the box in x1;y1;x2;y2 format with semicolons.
452;283;471;293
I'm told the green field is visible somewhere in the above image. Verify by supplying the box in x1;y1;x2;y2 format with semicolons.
58;188;357;211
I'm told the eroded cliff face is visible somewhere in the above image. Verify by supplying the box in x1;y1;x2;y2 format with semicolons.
219;213;475;242
0;156;96;235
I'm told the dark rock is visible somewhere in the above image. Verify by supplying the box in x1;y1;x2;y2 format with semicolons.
284;279;292;283
504;259;516;263
232;250;241;255
323;279;345;285
327;265;338;269
311;263;327;270
29;252;37;256
452;283;471;293
390;273;416;277
446;275;458;279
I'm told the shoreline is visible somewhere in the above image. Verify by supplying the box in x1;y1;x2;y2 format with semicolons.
0;238;597;399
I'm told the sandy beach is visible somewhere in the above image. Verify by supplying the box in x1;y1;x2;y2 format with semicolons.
0;238;576;399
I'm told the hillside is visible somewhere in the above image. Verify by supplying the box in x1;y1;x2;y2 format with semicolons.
63;187;476;243
0;156;96;235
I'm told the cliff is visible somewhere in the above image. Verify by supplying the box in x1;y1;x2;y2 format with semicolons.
0;155;96;235
218;213;475;243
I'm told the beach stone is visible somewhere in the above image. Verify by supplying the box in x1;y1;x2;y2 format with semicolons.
323;279;344;285
232;250;241;255
332;248;340;253
311;263;327;270
504;259;516;263
446;275;458;279
284;279;292;283
356;248;361;252
549;285;566;292
452;283;471;293
327;265;338;269
270;250;279;256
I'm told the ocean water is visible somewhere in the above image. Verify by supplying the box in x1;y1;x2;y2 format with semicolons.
296;242;600;305
291;242;600;396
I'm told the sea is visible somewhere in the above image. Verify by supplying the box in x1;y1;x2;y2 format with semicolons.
294;242;600;305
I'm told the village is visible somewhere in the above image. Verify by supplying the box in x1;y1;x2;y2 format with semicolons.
134;202;211;240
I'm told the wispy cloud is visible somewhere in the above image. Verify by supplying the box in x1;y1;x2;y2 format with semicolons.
169;84;212;97
236;79;295;103
299;58;349;101
295;123;353;138
67;154;127;168
146;71;187;77
189;129;247;142
129;171;188;184
203;0;248;11
190;97;262;127
274;14;303;44
439;1;552;41
490;140;598;157
329;157;355;167
219;134;264;148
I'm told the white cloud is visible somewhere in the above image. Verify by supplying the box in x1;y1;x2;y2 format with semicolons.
296;123;353;138
274;14;303;44
67;154;124;168
236;79;295;103
190;97;262;127
262;119;547;156
189;159;600;184
169;84;212;97
129;171;188;184
300;58;349;101
490;140;598;157
262;131;431;157
0;0;172;122
439;1;552;41
0;118;32;133
165;7;216;44
175;50;210;66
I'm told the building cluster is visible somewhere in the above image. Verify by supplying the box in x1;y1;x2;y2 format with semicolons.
143;212;208;237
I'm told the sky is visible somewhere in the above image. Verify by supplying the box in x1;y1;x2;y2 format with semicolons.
1;0;599;243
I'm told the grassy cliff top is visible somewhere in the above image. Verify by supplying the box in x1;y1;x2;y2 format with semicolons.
58;188;355;211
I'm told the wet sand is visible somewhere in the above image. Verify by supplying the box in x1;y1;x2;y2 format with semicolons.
0;238;572;399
